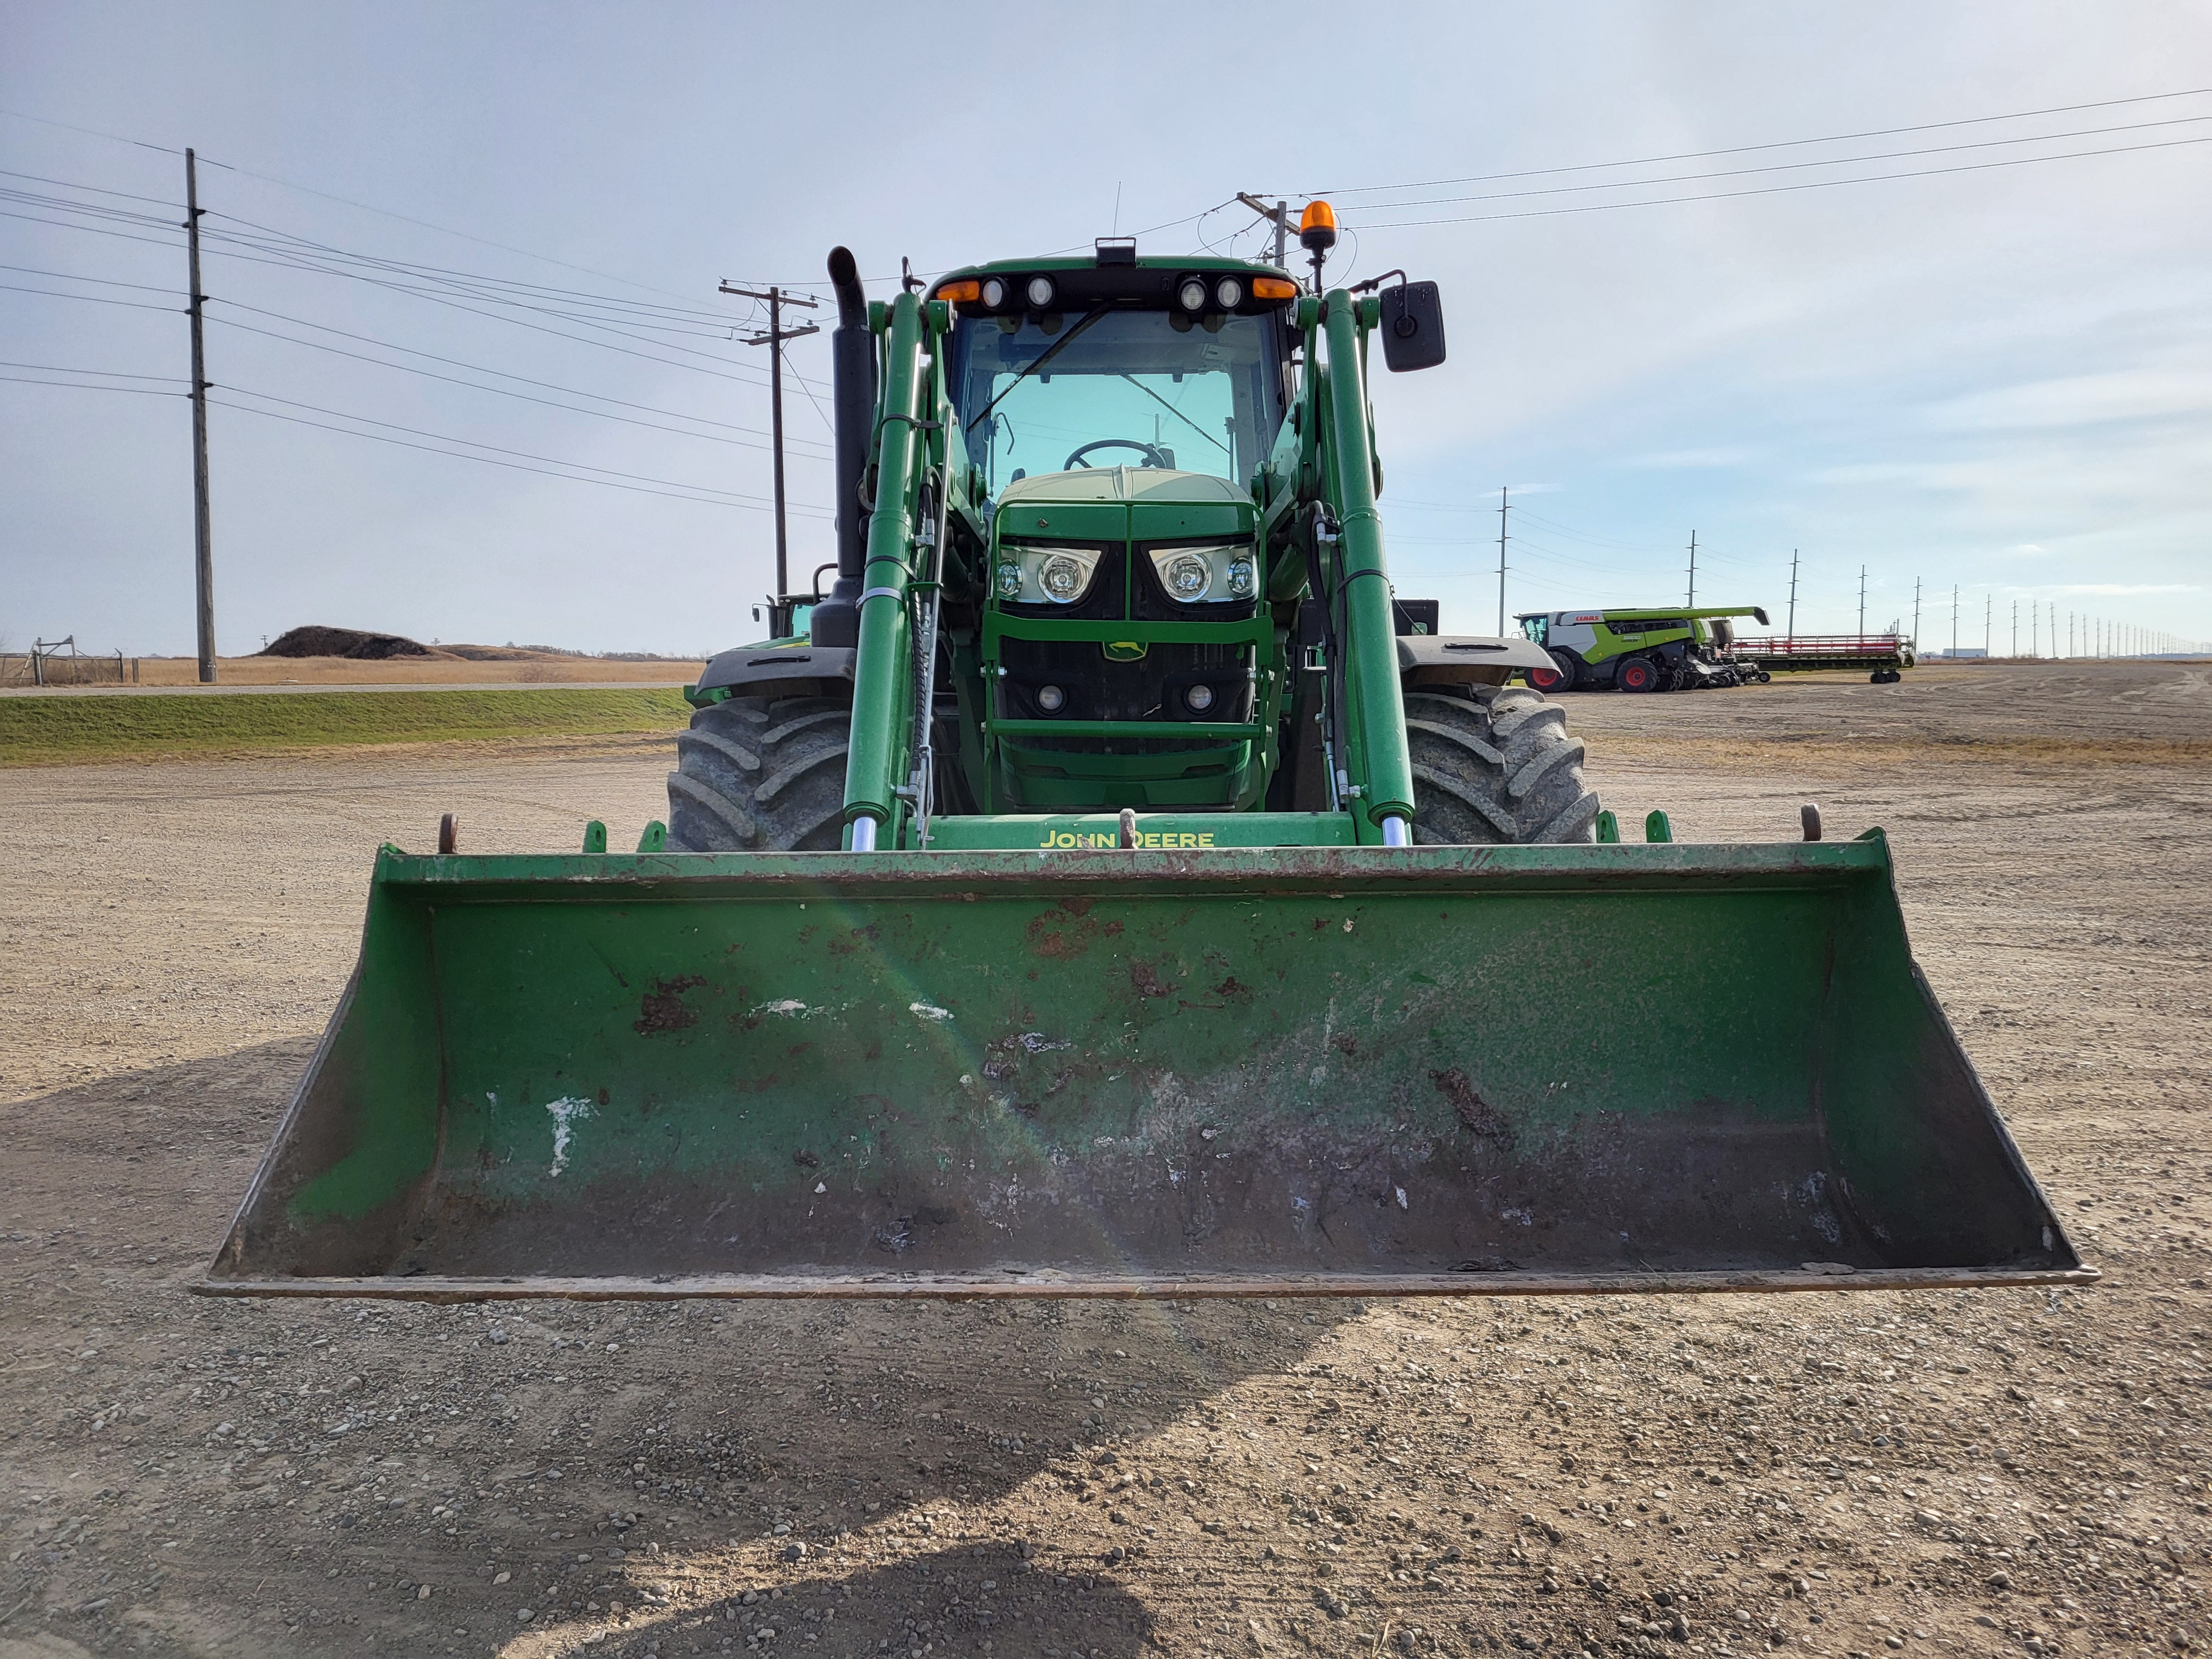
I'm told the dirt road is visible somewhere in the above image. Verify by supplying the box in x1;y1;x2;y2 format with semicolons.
4;662;2209;1659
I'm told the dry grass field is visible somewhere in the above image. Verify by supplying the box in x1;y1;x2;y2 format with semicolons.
126;656;706;688
2;660;2208;1659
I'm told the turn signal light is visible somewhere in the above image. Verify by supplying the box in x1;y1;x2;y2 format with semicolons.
1251;276;1297;300
933;279;982;303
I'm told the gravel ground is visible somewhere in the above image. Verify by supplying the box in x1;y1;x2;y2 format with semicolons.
2;662;2209;1659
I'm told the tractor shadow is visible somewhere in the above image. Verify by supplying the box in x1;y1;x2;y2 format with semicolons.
8;1042;1369;1658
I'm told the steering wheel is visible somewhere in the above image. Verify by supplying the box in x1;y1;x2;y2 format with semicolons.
1065;438;1171;471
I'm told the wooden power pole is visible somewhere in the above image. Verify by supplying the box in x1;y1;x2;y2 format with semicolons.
1496;486;1509;634
719;282;820;598
186;148;215;683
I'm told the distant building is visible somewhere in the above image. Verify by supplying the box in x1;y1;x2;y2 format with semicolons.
1937;648;1987;659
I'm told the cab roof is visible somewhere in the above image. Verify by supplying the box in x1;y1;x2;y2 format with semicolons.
940;251;1287;281
930;246;1298;315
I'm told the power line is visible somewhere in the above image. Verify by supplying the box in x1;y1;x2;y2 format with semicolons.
0;166;182;207
1344;133;2212;229
0;373;180;395
206;310;832;458
195;156;715;312
0;260;182;294
1336;113;2212;215
0;105;180;154
0;359;184;380
0;184;802;390
209;395;830;516
1293;84;2212;196
0;279;180;312
203;214;756;331
215;384;833;514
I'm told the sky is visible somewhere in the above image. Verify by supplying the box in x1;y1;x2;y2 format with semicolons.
3;1;2209;658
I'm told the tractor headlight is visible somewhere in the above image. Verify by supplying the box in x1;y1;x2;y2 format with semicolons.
1036;684;1065;712
1146;543;1256;606
981;276;1007;309
994;544;1104;607
1185;682;1214;713
1040;554;1087;603
1215;276;1243;310
1164;552;1211;601
1178;278;1208;311
1025;275;1055;309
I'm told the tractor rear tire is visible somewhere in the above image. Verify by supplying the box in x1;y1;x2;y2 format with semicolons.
666;694;853;852
1405;687;1601;846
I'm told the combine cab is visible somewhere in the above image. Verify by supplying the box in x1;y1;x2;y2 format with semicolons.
206;212;2084;1302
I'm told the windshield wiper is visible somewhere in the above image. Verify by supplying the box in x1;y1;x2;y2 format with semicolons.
964;305;1112;435
1117;374;1228;455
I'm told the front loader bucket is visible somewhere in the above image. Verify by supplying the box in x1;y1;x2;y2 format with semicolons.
204;835;2087;1300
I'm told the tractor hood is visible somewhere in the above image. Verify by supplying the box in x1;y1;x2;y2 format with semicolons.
993;467;1255;545
996;467;1248;508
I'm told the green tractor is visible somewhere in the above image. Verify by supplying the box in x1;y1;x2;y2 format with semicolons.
670;242;1585;853
1518;607;1773;693
205;217;2084;1303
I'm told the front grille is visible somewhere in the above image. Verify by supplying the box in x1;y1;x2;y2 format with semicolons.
999;637;1251;735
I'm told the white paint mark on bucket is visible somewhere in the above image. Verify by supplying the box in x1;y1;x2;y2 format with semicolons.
1394;1186;1409;1210
909;1003;953;1021
757;999;808;1018
546;1097;593;1177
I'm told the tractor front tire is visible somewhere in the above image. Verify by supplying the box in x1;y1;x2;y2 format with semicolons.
1405;687;1601;846
666;694;853;852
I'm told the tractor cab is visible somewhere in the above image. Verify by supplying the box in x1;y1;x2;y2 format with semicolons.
928;253;1308;814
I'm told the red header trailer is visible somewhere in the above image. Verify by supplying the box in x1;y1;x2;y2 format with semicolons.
1731;635;1915;682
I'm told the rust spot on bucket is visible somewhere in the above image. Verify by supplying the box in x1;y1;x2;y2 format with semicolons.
1431;1067;1511;1144
1129;960;1175;999
1026;898;1122;959
634;975;706;1036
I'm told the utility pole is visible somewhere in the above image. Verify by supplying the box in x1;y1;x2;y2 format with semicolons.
1912;577;1921;651
185;148;215;684
1985;594;1992;656
1687;531;1697;608
1236;193;1292;269
718;282;821;599
1951;584;1959;659
2012;600;2018;658
1858;565;1866;640
1787;549;1799;639
1495;486;1510;634
2031;603;2038;659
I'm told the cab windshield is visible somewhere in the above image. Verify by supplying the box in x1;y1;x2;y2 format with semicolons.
951;306;1286;497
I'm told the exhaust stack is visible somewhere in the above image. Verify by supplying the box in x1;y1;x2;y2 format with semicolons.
808;246;875;648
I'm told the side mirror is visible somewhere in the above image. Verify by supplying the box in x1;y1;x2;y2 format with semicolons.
1379;280;1446;372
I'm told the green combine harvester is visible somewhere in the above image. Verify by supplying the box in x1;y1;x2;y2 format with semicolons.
206;207;2085;1302
1518;607;1773;693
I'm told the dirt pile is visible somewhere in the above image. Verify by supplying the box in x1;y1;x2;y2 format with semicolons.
258;626;444;661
